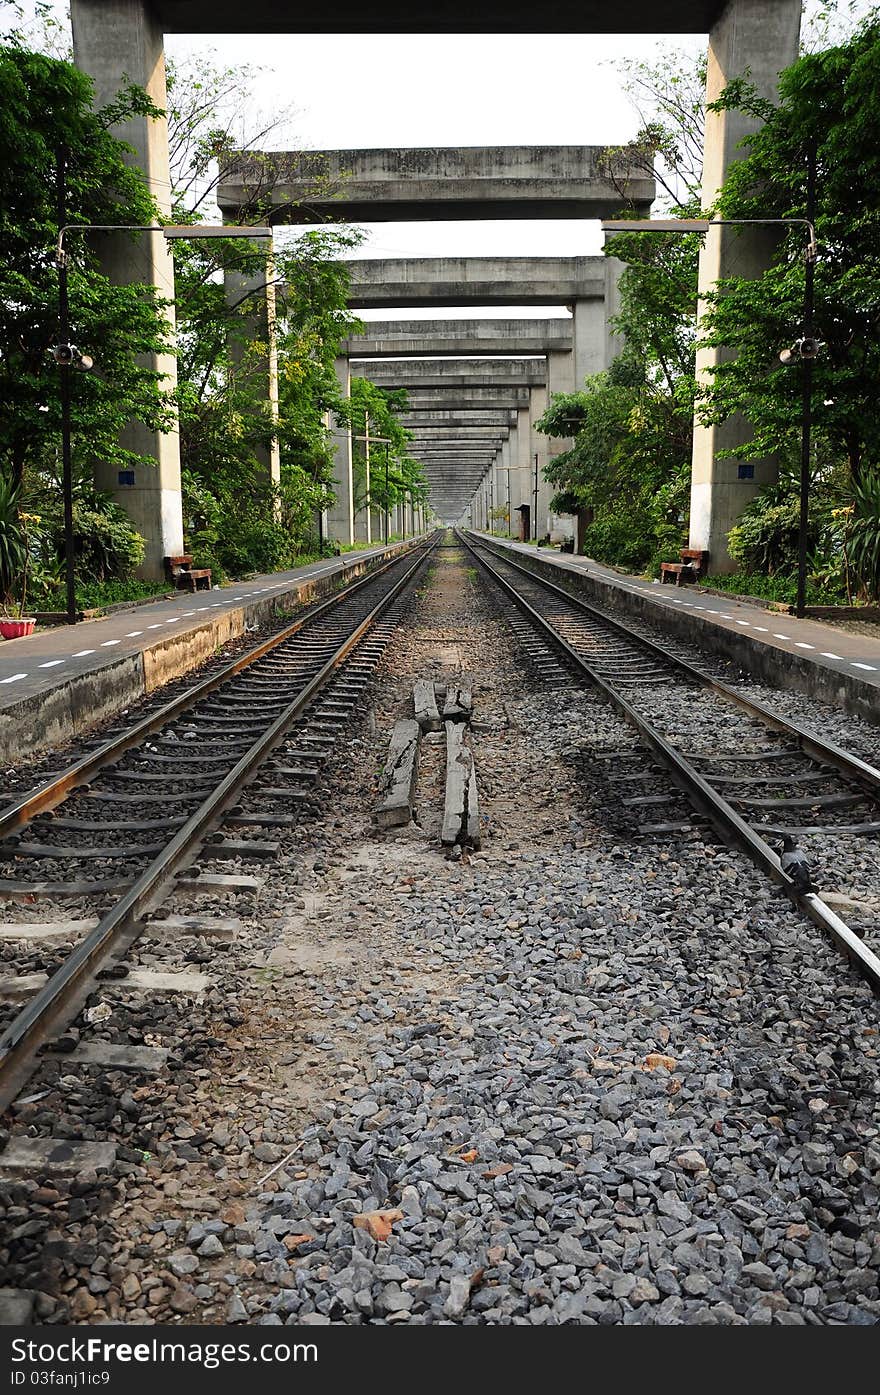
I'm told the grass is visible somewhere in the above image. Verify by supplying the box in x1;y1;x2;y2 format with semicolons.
33;577;171;612
699;571;850;607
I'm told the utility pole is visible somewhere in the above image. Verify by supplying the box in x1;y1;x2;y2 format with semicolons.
533;453;539;541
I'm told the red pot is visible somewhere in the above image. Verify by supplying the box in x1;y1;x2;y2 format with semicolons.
0;619;36;639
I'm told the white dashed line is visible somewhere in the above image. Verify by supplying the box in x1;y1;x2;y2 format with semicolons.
101;640;120;647
72;649;95;657
0;673;27;684
772;633;790;640
38;660;65;669
125;630;143;638
753;626;768;632
146;623;163;630
851;662;877;671
736;620;751;627
795;642;814;650
165;618;180;624
820;652;843;660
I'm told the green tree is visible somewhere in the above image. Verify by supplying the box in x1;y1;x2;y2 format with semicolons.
0;45;174;493
538;358;692;573
346;378;425;530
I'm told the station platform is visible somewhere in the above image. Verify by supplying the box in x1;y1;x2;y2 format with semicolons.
471;533;880;724
0;540;415;765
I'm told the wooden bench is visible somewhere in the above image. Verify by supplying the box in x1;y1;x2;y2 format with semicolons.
660;548;709;586
164;554;212;593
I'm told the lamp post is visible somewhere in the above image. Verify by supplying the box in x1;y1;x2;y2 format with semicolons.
603;204;819;617
53;220;271;624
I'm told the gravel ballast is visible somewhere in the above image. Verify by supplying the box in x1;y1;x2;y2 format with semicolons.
0;539;878;1326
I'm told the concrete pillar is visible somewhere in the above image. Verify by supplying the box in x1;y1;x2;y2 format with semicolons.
546;350;576;465
498;440;510;534
604;256;626;367
689;0;801;569
70;0;183;579
571;299;605;390
328;357;354;545
224;236;280;489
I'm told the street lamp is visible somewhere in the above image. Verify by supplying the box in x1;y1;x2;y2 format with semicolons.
54;222;271;624
603;204;818;616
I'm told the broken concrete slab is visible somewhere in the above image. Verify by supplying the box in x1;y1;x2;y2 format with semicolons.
441;720;481;849
375;718;421;830
442;675;473;722
413;678;441;732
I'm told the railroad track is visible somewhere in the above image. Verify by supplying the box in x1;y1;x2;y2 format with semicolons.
460;531;880;991
0;537;437;1111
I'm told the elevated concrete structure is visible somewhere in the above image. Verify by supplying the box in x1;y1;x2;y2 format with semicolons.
153;3;726;35
345;260;603;390
71;0;797;559
345;319;572;359
218;148;654;225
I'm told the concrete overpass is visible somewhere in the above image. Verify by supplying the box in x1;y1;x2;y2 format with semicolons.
71;0;803;566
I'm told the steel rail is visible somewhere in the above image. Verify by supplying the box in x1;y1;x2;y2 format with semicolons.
0;545;418;840
460;532;880;993
0;539;435;1109
467;534;880;799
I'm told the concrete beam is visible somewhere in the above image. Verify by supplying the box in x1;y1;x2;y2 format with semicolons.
401;388;531;410
154;2;726;33
406;427;510;440
218;148;654;224
362;360;547;390
346;257;604;310
400;411;518;427
345;318;571;358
